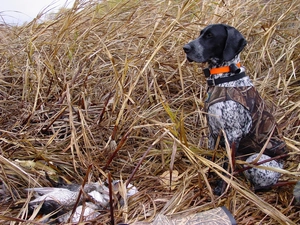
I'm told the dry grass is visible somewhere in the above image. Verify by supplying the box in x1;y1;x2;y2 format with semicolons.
0;0;299;224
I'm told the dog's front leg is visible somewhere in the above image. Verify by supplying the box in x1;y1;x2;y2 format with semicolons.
214;137;241;196
207;101;252;195
208;133;217;150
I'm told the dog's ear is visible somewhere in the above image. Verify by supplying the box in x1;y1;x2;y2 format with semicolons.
223;25;247;61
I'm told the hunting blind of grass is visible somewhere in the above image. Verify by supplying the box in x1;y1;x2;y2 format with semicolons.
0;0;299;224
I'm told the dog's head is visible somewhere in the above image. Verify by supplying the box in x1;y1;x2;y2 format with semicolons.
183;24;247;63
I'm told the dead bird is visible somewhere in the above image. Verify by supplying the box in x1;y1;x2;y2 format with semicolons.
26;179;138;223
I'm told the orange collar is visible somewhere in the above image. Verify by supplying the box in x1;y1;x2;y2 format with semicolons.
210;63;241;75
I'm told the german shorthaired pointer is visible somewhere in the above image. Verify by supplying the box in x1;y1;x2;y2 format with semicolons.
183;24;286;190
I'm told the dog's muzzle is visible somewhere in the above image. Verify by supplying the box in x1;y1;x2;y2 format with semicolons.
183;44;191;53
183;44;194;62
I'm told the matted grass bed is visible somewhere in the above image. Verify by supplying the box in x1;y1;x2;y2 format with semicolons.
0;0;299;224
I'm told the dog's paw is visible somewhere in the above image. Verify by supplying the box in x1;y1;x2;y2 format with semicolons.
243;153;282;189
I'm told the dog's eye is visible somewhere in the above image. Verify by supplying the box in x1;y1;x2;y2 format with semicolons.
206;32;213;38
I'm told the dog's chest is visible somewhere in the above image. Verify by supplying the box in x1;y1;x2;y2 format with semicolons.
205;85;256;143
206;97;253;143
204;76;254;133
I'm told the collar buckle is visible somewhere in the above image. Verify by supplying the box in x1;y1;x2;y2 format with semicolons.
207;78;215;86
229;63;241;74
203;68;210;78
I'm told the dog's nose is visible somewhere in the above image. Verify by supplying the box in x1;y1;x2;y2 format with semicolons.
183;44;191;53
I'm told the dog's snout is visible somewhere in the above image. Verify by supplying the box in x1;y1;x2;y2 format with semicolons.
183;44;191;53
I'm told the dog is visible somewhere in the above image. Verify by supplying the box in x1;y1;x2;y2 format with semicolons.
183;24;286;190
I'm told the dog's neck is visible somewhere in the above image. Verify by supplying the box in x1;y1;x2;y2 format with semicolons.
208;55;240;70
206;55;253;87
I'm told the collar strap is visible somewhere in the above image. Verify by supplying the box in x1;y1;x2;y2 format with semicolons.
207;72;247;86
203;63;241;77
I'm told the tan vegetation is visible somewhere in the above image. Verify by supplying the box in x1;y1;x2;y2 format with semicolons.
0;0;299;224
